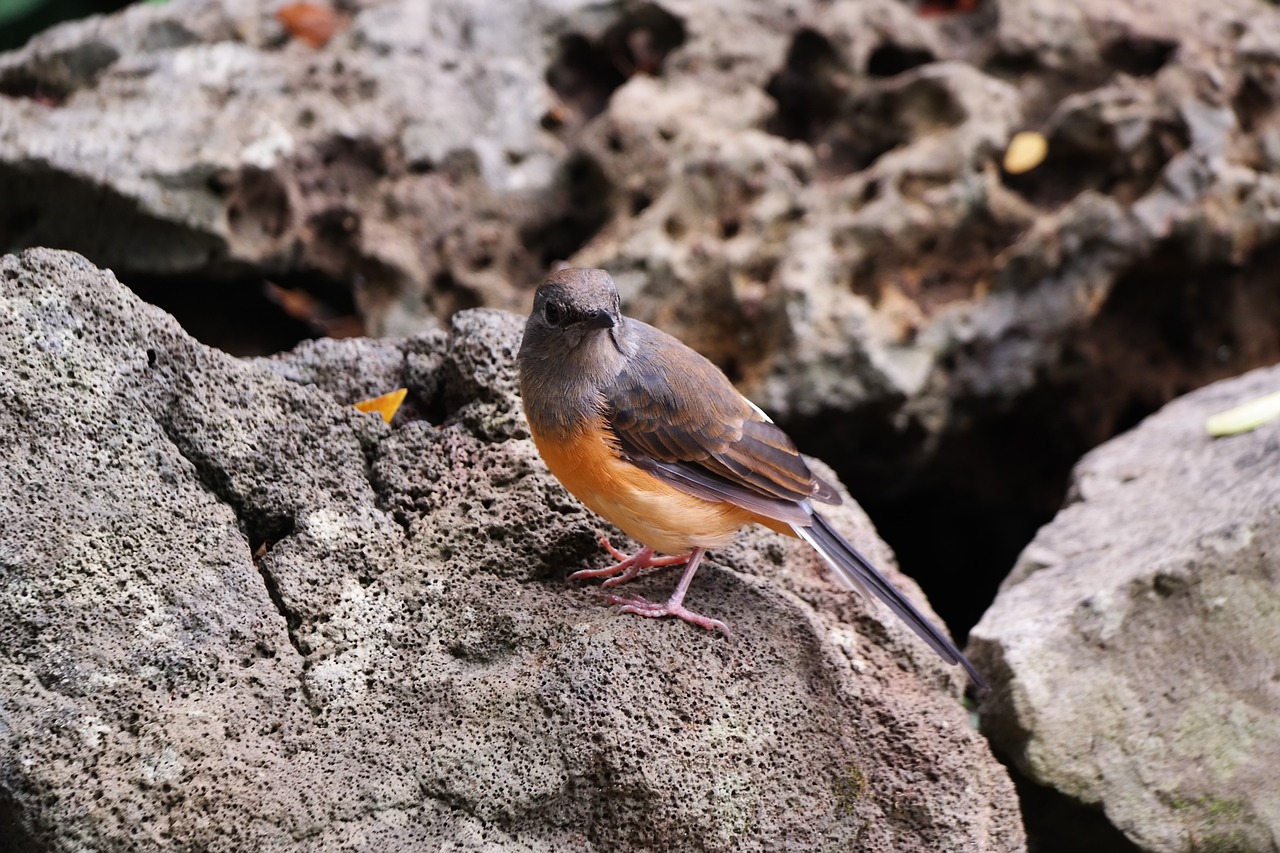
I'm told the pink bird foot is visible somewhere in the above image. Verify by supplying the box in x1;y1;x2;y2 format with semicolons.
605;592;731;635
602;547;731;636
568;536;690;588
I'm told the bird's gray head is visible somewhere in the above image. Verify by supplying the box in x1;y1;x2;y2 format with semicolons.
520;268;627;360
518;269;630;432
527;268;622;338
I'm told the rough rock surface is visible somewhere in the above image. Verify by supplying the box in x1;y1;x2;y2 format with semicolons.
0;249;1024;852
970;363;1280;853
4;0;1279;417
0;0;627;331
7;0;1280;635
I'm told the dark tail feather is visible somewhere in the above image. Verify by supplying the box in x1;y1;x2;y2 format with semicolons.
796;512;988;690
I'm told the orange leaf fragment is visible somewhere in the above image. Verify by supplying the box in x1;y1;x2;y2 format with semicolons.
264;282;366;339
277;3;343;48
353;388;408;424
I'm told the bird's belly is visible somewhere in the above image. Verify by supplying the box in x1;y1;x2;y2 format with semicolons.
531;420;749;555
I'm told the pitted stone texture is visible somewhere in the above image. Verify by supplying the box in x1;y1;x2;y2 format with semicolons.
0;250;345;850
568;0;1280;429
970;363;1280;853
4;0;1279;433
0;0;598;331
0;249;1024;851
255;335;408;405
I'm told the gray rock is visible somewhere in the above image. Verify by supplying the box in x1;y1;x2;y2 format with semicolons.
5;0;1280;435
0;0;592;331
5;1;1280;611
568;0;1280;426
0;249;1024;851
970;363;1280;852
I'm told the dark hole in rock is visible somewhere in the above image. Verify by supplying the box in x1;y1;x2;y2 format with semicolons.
545;3;687;123
546;33;626;123
246;515;296;563
0;787;41;853
0;40;119;99
126;271;355;357
866;42;936;78
601;2;688;77
783;242;1280;644
985;50;1041;79
770;44;970;178
0;70;70;105
1003;109;1189;208
407;158;436;175
1229;76;1280;170
519;154;613;267
308;207;361;243
311;135;389;178
224;167;293;243
1232;75;1272;135
764;28;845;144
1003;765;1144;853
1099;36;1177;78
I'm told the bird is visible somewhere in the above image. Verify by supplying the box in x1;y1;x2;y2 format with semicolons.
518;268;986;687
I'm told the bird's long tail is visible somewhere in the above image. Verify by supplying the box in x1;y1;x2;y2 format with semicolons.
794;512;988;689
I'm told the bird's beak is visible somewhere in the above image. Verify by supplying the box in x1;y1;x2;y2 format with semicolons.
582;308;615;330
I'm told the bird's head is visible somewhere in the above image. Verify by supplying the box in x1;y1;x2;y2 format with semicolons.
526;268;622;345
518;268;630;414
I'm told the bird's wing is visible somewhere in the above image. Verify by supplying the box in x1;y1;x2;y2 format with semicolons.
604;325;839;525
605;325;987;686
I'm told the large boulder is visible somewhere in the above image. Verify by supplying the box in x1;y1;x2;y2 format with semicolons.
7;0;1280;636
0;248;1024;851
3;0;1278;420
970;363;1280;852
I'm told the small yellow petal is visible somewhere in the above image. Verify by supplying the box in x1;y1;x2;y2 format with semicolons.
1003;131;1048;175
1205;390;1280;437
354;388;408;424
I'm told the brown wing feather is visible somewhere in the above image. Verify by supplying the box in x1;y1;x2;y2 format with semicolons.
605;321;839;521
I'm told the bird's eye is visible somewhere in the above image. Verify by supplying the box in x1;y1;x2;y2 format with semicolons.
543;300;563;326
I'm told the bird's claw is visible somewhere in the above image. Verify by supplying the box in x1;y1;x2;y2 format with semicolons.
605;592;731;636
568;538;691;587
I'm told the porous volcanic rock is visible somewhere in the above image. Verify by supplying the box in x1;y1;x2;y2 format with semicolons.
6;0;1280;630
0;248;1024;852
5;0;1279;418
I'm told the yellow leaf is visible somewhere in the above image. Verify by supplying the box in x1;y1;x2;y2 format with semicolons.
354;388;408;424
1205;390;1280;437
1003;131;1048;175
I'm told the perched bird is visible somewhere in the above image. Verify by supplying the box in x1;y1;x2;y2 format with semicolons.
518;268;985;687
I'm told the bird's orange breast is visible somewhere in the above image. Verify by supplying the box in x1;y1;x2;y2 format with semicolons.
530;417;784;554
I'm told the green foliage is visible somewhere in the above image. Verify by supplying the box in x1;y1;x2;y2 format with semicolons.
0;0;136;52
0;0;45;27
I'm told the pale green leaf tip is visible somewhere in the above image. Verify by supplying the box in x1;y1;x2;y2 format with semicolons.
1205;390;1280;437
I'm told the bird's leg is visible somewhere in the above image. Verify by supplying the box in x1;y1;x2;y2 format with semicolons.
568;536;690;588
605;548;730;635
